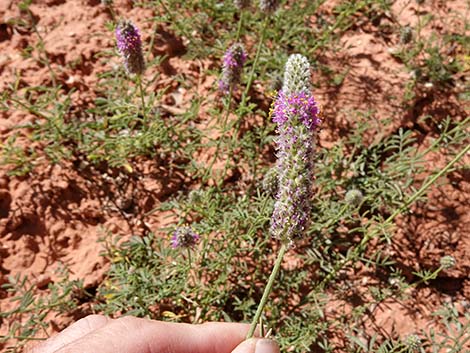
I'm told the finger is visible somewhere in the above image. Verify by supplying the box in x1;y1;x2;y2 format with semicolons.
30;315;111;353
55;317;253;353
231;338;280;353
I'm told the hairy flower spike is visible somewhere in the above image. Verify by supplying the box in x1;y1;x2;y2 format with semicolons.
440;255;456;269
404;334;421;352
219;43;247;93
345;189;364;206
116;20;145;75
171;227;200;249
259;0;280;13
270;54;321;242
234;0;250;9
283;54;311;95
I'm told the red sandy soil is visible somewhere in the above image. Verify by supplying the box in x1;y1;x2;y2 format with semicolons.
0;0;469;352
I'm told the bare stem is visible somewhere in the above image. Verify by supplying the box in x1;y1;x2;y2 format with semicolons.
204;87;233;184
235;11;244;42
241;17;269;105
137;75;147;123
246;243;288;339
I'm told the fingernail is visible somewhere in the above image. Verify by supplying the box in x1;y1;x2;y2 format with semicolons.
255;339;280;353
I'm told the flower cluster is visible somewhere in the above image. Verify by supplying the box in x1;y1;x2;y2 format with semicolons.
270;54;321;242
259;0;280;13
115;20;145;75
272;91;320;131
171;226;200;249
219;43;247;93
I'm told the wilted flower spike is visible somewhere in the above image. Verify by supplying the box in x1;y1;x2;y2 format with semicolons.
283;54;311;95
116;20;145;75
219;43;247;93
270;54;321;243
234;0;250;10
171;227;200;249
259;0;280;13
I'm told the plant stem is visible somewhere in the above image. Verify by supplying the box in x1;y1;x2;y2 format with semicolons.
246;243;288;339
241;17;269;106
235;11;244;42
136;75;147;123
187;248;192;269
219;17;269;183
27;9;57;87
157;0;192;41
106;3;117;22
204;87;233;184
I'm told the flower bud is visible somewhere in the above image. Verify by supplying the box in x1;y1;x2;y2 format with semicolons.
282;54;311;95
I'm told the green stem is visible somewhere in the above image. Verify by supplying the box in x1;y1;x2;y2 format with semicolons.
204;87;233;184
384;144;470;223
241;17;269;106
187;248;192;269
10;97;49;120
147;20;158;61
235;11;244;42
137;75;147;123
106;3;117;22
157;0;191;41
28;9;57;87
319;142;470;289
0;335;47;341
246;243;288;339
219;17;269;183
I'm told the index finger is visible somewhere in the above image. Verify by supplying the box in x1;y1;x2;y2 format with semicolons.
53;316;255;353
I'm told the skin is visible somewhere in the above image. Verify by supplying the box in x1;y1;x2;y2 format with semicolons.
29;315;280;353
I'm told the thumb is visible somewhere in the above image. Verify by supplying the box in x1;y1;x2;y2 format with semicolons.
231;338;280;353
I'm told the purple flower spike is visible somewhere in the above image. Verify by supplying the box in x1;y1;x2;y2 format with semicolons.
219;43;247;94
270;54;321;243
171;226;200;249
116;20;145;75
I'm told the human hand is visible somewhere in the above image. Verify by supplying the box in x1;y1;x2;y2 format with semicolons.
29;315;280;353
